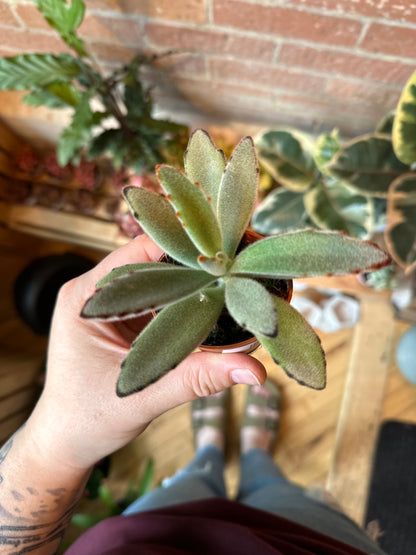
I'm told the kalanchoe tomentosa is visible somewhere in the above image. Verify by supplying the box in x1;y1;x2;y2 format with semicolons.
81;130;391;397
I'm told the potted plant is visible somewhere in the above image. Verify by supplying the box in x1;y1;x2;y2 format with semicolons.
252;68;416;284
81;130;390;397
251;128;383;240
0;0;187;173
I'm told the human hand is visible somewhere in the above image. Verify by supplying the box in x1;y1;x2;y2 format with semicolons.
25;234;267;472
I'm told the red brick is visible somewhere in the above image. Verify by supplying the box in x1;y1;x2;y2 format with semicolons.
146;23;275;62
213;1;362;47
156;77;378;134
278;91;384;120
209;57;325;94
327;78;401;109
361;23;416;57
174;80;279;121
0;2;21;27
116;0;206;24
290;0;416;24
88;41;136;63
170;79;374;133
79;14;142;45
154;53;207;77
14;3;51;30
279;44;415;85
175;77;267;99
0;28;70;53
85;0;116;8
0;48;21;57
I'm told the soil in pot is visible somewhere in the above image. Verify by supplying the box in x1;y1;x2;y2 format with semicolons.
161;230;293;352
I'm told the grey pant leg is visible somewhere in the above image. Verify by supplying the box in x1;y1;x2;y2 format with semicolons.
123;445;226;515
237;449;386;554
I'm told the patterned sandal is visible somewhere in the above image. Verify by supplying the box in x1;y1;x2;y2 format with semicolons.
191;389;230;449
241;379;281;451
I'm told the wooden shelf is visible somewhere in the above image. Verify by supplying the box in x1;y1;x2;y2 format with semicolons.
0;202;128;253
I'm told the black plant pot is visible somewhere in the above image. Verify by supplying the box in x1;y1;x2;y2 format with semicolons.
14;252;94;335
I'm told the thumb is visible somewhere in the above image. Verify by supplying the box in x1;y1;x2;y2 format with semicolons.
144;351;268;417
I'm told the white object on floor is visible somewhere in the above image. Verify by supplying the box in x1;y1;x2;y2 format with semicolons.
291;293;360;332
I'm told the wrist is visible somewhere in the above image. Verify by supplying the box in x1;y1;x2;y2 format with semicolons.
18;421;92;485
22;397;95;480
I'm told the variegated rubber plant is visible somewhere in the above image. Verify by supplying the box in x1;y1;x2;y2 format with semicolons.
253;68;416;279
389;69;416;275
81;130;391;397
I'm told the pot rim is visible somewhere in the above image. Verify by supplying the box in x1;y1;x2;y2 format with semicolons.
199;336;260;354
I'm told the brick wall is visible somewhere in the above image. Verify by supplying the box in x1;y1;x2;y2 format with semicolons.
1;0;416;138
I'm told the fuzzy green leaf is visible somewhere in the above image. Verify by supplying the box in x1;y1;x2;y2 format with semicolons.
231;229;391;278
117;286;225;396
82;266;217;320
252;188;310;235
255;129;318;192
392;71;416;165
156;165;222;257
184;129;226;211
197;252;229;276
327;134;408;197
96;263;169;288
0;53;81;90
124;187;201;269
225;277;277;337
217;137;258;258
304;180;374;239
23;82;81;108
386;174;416;274
258;296;326;389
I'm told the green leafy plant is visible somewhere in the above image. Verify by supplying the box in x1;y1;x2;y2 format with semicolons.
0;0;187;173
253;128;383;240
81;130;391;397
387;70;416;276
253;70;416;278
72;458;154;528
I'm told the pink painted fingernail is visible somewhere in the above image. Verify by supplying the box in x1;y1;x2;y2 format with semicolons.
231;369;260;385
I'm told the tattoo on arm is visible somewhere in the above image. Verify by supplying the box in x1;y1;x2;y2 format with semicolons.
0;435;15;485
0;429;85;554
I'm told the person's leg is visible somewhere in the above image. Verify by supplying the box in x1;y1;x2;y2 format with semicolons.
236;381;386;554
123;390;229;515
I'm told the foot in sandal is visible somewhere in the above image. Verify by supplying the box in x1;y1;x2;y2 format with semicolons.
191;389;230;452
240;379;281;454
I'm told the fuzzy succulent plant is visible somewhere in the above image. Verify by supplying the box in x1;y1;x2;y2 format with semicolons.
81;130;391;397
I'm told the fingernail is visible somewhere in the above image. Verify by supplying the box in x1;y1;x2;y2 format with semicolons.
231;369;260;385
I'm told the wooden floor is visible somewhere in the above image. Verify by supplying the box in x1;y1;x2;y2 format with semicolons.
0;226;103;444
1;227;416;535
110;326;355;500
109;290;416;529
